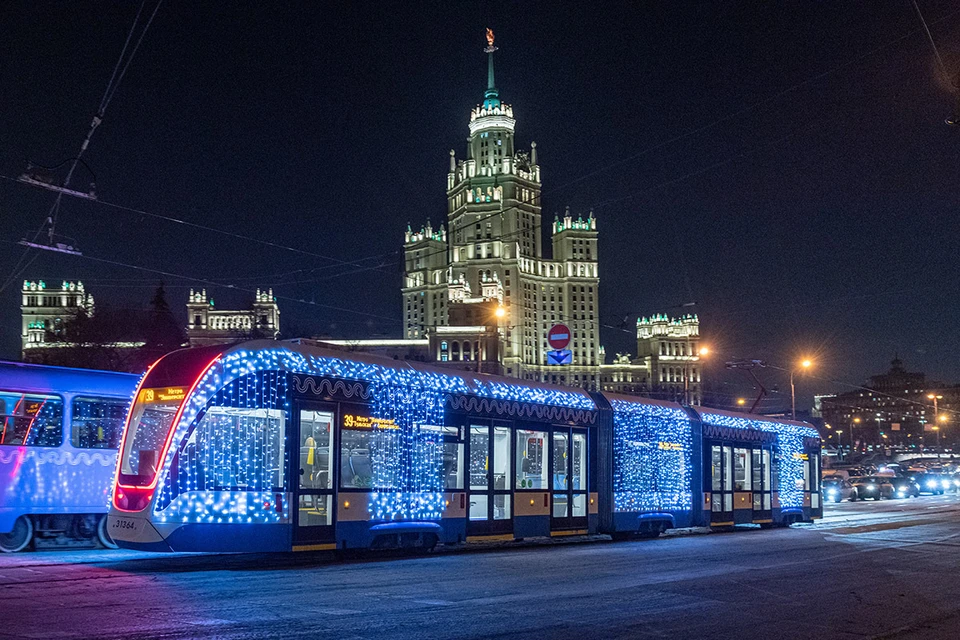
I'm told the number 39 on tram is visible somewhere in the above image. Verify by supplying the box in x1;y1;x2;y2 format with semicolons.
107;341;821;552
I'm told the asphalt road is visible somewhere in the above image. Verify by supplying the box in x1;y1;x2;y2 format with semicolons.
5;496;960;639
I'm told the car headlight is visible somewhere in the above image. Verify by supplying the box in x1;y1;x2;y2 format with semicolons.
943;480;952;488
954;479;960;487
896;487;905;493
928;481;938;488
827;489;838;496
867;484;876;490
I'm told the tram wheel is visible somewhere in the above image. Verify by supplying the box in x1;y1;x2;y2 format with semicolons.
96;515;118;549
0;516;34;553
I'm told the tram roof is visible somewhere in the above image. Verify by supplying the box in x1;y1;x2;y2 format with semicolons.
219;339;597;403
693;405;819;433
601;392;687;411
0;359;139;396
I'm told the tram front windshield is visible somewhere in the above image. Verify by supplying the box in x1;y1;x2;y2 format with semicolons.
119;388;184;484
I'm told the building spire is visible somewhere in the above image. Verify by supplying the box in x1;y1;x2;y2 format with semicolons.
483;28;501;109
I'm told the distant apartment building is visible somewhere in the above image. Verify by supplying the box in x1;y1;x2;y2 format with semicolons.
21;280;95;358
186;288;280;347
599;314;704;404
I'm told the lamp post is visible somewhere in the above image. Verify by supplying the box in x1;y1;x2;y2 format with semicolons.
683;345;709;406
836;430;844;462
852;417;861;454
928;393;943;455
790;359;812;420
484;305;506;374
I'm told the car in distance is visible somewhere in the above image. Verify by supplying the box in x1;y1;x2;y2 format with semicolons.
911;472;949;495
823;477;855;502
891;477;920;498
849;476;894;501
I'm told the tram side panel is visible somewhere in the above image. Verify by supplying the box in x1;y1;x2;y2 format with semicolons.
602;396;697;536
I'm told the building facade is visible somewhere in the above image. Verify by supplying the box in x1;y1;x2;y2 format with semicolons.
20;280;95;357
186;288;280;347
815;358;958;448
402;32;601;387
599;314;703;404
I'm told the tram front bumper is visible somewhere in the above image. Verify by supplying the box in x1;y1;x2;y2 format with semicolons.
106;512;170;551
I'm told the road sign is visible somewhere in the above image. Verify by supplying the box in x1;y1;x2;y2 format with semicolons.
547;324;571;350
547;349;572;366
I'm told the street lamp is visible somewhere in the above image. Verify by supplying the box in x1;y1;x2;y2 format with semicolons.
737;398;746;407
790;359;812;420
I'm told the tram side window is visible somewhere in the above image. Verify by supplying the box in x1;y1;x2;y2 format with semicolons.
516;429;547;489
182;406;286;491
0;391;63;447
422;425;463;490
341;429;375;489
711;446;722;492
72;397;128;449
734;448;751;491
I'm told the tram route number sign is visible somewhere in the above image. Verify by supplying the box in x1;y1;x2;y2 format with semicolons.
342;414;399;430
140;387;186;403
547;324;572;350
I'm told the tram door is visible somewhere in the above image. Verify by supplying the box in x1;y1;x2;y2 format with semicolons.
709;445;734;525
551;428;588;531
293;405;336;544
708;443;772;525
752;449;773;522
467;422;512;535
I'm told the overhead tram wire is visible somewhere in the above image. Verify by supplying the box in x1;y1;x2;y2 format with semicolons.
0;239;397;323
8;5;954;287
7;8;956;297
0;0;164;295
263;8;960;283
542;4;960;201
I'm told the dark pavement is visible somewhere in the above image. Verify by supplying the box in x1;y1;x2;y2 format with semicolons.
4;496;960;639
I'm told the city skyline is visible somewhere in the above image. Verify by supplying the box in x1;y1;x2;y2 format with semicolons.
1;2;958;410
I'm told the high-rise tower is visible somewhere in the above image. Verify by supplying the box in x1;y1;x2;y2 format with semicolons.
402;31;601;387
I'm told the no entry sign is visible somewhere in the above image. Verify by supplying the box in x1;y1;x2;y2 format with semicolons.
547;324;571;350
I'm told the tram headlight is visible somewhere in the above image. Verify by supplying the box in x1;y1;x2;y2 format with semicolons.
113;485;154;512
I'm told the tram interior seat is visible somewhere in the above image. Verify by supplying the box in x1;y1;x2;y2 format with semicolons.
341;449;372;487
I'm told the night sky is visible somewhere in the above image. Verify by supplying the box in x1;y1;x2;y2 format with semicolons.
1;2;958;410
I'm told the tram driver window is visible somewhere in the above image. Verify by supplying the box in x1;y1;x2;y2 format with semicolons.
0;391;63;447
72;397;128;449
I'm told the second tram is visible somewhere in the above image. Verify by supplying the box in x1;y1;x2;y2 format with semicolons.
0;361;139;552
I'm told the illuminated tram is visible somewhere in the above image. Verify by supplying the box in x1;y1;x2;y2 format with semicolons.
107;341;822;552
0;361;139;552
